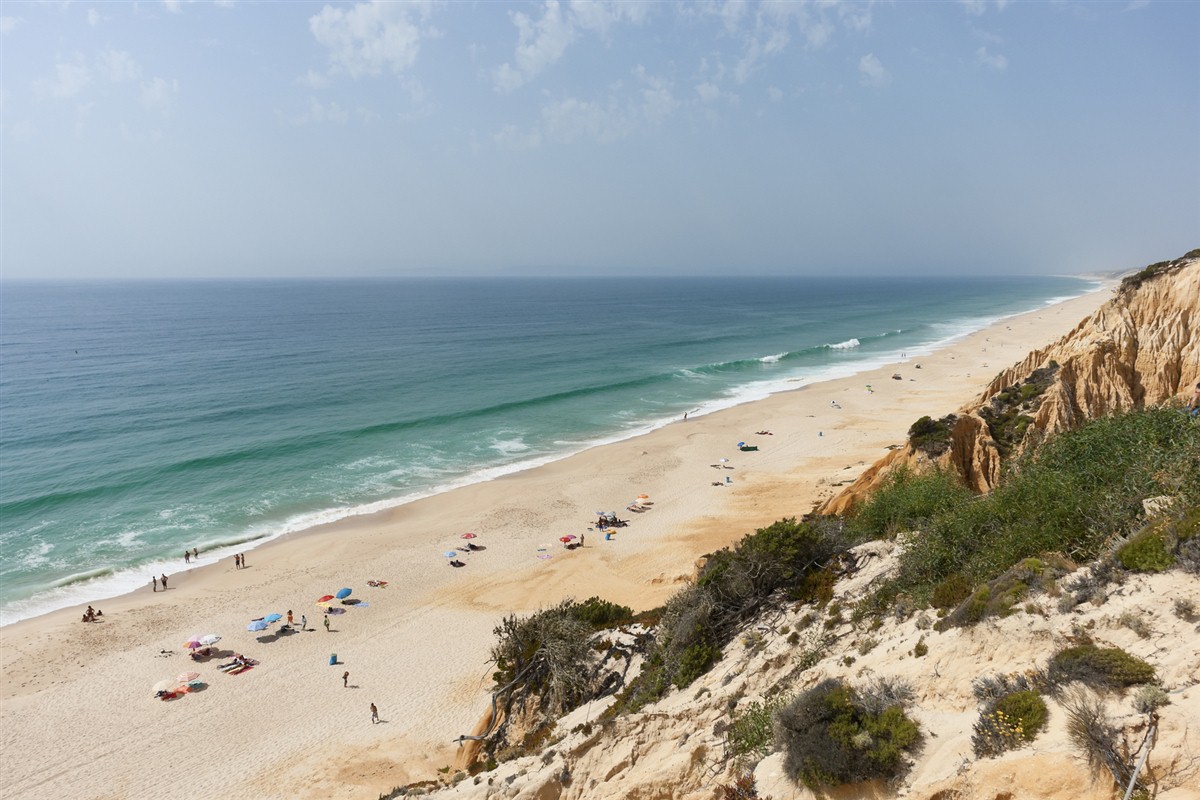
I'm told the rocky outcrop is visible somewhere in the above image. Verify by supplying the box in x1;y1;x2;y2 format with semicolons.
820;251;1199;515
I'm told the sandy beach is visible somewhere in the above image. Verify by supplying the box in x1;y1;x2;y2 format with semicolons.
0;287;1113;800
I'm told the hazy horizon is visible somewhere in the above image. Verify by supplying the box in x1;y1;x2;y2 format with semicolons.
3;1;1197;280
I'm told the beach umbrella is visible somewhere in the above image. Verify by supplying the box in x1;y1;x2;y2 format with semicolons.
316;594;335;603
153;679;178;694
263;613;283;623
183;637;202;650
177;671;200;683
335;588;352;599
247;620;269;632
559;536;573;543
460;532;478;539
637;494;649;499
737;441;745;448
198;634;221;647
443;551;459;558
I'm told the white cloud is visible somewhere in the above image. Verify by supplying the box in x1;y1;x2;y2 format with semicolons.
163;0;183;13
492;0;649;93
309;0;434;79
696;81;722;102
634;67;678;125
98;49;141;82
141;76;179;111
493;0;576;93
0;16;19;35
87;9;100;26
493;122;543;151
767;86;783;102
541;96;632;143
36;57;92;99
858;53;891;88
960;0;1008;14
300;69;331;90
975;46;1008;71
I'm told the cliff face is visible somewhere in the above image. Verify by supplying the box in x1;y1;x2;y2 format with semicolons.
820;252;1199;516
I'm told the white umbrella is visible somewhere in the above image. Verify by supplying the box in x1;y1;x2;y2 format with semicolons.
198;634;221;647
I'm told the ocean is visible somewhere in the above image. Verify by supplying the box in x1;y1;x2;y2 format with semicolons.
0;275;1093;624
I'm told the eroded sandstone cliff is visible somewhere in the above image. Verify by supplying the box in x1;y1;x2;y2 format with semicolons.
820;251;1199;516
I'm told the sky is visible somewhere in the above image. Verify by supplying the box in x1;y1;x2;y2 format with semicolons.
2;0;1197;279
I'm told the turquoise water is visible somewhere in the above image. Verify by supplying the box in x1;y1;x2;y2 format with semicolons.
0;276;1092;623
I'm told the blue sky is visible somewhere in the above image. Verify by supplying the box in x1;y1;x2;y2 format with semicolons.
2;0;1197;278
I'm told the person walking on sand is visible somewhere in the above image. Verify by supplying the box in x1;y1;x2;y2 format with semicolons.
370;703;379;724
287;610;293;626
323;614;330;632
343;670;349;688
151;575;158;592
301;614;307;631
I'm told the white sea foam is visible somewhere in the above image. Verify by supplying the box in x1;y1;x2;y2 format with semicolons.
828;338;860;350
489;437;531;455
760;352;787;363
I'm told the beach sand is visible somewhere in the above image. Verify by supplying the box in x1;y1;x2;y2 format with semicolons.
0;288;1112;800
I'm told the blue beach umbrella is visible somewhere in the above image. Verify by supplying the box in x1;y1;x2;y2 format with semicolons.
247;619;269;632
335;588;352;599
263;613;283;623
443;551;458;558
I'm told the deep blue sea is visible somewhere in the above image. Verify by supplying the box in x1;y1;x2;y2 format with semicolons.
0;276;1093;624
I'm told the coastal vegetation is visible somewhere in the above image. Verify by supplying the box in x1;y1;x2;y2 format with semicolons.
856;406;1199;613
905;414;956;457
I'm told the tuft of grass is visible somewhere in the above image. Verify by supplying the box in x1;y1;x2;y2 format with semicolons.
1047;644;1156;691
1117;528;1176;572
727;695;791;761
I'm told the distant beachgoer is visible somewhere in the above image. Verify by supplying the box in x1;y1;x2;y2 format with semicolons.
683;412;688;421
240;553;247;568
160;573;168;590
301;614;307;631
580;533;585;548
184;551;190;564
343;670;349;688
287;610;294;626
234;554;240;569
192;547;198;558
152;575;158;592
323;614;330;632
370;703;379;724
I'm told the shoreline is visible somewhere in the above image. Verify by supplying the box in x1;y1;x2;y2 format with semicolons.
0;280;1103;628
0;285;1114;800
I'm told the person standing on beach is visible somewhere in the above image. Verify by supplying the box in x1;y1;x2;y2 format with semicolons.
184;551;190;564
287;610;293;626
160;573;168;590
323;614;330;632
370;703;379;724
151;575;158;592
192;547;198;559
343;670;349;688
300;614;307;631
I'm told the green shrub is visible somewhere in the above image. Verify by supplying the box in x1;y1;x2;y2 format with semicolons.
571;596;634;628
775;679;921;789
1048;644;1156;691
847;467;973;541
930;573;971;609
673;641;722;689
907;415;957;457
882;407;1200;601
1117;528;1176;572
912;637;928;658
938;556;1070;630
973;690;1048;757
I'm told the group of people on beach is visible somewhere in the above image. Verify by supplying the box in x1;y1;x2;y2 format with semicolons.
183;547;198;563
81;605;103;622
151;573;169;592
